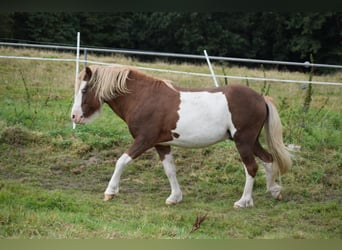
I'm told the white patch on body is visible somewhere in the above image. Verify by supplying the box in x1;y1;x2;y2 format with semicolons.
164;91;236;148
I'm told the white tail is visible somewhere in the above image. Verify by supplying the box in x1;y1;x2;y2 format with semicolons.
264;96;292;176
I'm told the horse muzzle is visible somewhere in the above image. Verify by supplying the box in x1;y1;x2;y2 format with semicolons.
71;112;86;125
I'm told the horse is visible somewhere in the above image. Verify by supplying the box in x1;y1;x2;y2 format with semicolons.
71;64;292;208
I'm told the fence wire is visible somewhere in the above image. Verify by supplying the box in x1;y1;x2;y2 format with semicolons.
0;55;341;87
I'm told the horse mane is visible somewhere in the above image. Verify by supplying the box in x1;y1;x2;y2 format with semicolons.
85;64;177;101
87;64;131;101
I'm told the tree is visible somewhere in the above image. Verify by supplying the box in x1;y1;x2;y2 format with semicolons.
285;12;342;64
0;13;14;40
12;12;79;44
2;12;341;66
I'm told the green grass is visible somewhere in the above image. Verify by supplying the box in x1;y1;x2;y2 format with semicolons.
0;48;341;239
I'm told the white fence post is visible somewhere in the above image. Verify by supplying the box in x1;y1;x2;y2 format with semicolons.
73;32;80;129
204;50;219;87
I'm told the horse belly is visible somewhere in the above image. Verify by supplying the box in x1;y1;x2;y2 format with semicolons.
164;91;236;148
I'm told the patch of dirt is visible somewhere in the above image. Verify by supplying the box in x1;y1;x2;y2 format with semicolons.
0;126;49;146
70;155;101;175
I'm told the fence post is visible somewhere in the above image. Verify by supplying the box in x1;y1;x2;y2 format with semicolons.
73;32;80;129
84;48;87;68
204;50;219;87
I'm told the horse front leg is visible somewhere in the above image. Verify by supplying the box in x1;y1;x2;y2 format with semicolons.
155;145;183;205
104;138;152;201
104;153;133;201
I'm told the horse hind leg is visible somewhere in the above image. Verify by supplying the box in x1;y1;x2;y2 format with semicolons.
233;137;258;208
155;145;182;205
254;141;282;200
233;163;256;208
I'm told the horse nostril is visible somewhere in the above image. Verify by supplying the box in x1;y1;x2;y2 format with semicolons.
72;114;75;119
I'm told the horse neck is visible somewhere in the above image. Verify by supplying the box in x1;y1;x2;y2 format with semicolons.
105;74;169;122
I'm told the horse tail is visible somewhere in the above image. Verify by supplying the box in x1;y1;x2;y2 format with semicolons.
263;96;292;176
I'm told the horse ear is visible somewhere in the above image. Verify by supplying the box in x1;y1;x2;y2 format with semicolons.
84;67;92;81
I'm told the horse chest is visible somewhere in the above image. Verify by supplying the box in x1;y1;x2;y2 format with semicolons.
165;91;236;148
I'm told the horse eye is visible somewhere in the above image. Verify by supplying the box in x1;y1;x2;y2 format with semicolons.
81;88;87;94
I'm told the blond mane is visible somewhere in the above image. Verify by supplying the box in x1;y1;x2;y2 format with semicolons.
87;64;131;101
76;64;101;94
77;64;177;101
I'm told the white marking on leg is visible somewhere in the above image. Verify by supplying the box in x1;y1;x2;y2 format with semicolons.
261;161;282;199
162;153;182;205
104;153;133;196
234;165;255;208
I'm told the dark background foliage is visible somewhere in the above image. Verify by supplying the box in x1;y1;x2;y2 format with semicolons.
0;12;341;65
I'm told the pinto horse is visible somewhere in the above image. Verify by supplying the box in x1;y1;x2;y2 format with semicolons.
71;64;292;208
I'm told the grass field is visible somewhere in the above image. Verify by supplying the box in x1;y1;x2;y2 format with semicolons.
0;47;341;239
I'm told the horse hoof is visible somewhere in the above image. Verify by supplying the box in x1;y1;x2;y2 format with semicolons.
277;193;283;201
166;199;181;205
233;204;242;209
104;194;115;201
165;200;177;206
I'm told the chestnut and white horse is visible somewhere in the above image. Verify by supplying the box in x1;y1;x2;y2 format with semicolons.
71;64;291;208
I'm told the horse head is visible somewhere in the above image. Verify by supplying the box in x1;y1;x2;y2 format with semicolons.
71;66;103;125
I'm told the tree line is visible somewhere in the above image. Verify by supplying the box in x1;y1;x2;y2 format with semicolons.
0;12;341;66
